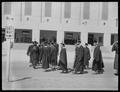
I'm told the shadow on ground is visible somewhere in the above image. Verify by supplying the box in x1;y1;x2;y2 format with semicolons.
9;77;32;82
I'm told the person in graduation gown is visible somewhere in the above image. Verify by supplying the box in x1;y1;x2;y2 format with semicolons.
92;40;104;74
47;42;51;66
42;41;49;70
54;42;59;66
73;43;79;69
30;41;39;69
112;41;118;76
73;40;84;74
59;43;68;73
38;44;43;65
27;41;34;67
84;43;91;69
50;42;57;70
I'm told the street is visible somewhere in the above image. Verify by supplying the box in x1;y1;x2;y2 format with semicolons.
2;43;118;90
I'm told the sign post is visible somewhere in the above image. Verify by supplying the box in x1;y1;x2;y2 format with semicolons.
5;21;14;82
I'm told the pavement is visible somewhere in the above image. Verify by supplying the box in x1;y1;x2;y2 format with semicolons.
2;42;118;90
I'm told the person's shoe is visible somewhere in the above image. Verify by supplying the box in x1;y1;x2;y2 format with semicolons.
114;73;118;76
33;66;37;69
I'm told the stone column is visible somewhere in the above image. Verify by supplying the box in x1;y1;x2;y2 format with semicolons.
81;31;88;45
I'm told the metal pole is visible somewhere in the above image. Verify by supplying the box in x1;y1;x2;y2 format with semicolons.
6;39;11;82
41;2;42;23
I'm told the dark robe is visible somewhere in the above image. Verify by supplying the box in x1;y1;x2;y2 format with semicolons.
84;47;91;66
74;45;84;72
42;46;49;69
50;45;57;66
54;43;59;65
92;45;104;72
112;42;118;70
73;46;79;68
59;47;67;71
47;45;51;64
39;46;43;64
30;45;39;67
27;44;34;63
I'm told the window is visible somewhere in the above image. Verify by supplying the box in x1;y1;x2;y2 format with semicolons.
15;29;32;43
88;33;104;46
40;30;57;43
25;2;32;16
4;2;11;15
102;2;108;20
64;2;71;18
45;2;52;17
64;32;80;45
83;2;90;20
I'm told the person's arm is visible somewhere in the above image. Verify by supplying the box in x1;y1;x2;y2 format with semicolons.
88;48;91;60
27;46;31;56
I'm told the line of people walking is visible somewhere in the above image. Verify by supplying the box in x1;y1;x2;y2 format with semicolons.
27;40;118;75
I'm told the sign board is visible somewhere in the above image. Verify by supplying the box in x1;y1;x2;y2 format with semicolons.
5;26;14;39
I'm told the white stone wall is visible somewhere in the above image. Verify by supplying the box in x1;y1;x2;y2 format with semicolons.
2;2;118;46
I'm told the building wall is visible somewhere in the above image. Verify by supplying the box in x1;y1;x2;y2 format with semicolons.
2;2;118;46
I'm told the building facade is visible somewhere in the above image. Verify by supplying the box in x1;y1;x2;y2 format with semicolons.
2;2;118;46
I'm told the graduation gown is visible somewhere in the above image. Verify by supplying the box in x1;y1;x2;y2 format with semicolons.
73;46;79;68
112;42;118;70
27;45;34;63
47;45;51;64
39;46;43;63
92;45;104;71
50;45;57;66
54;43;59;65
59;47;67;71
30;45;39;66
74;45;84;72
42;46;49;69
84;47;91;66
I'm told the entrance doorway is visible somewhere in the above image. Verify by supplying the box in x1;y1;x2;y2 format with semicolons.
64;31;80;45
111;34;118;45
15;29;32;43
40;30;57;43
88;33;104;46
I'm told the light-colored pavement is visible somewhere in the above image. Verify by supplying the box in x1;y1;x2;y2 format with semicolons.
2;42;118;90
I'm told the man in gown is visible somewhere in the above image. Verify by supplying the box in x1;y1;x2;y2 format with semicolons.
29;41;39;69
73;40;84;74
27;41;34;67
59;43;68;73
84;43;91;69
42;41;49;70
112;41;118;76
92;40;104;74
50;42;57;70
38;43;43;65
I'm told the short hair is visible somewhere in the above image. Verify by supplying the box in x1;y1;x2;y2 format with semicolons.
93;40;97;43
85;43;88;46
77;40;81;43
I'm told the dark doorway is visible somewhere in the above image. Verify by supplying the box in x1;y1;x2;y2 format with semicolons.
64;31;80;45
111;34;118;45
40;30;57;43
88;33;104;46
2;28;6;42
15;29;32;43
